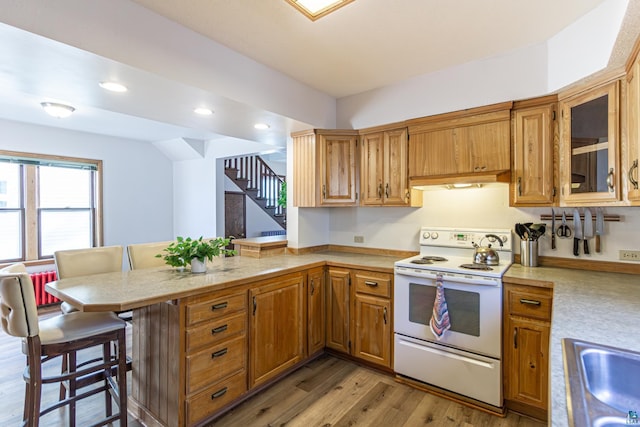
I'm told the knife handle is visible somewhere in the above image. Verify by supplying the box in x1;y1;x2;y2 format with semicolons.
551;233;556;250
584;239;590;255
595;235;601;253
573;238;580;256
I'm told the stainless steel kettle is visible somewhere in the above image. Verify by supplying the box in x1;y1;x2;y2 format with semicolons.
472;234;504;265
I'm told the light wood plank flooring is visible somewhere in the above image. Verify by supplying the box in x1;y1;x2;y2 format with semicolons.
0;307;544;426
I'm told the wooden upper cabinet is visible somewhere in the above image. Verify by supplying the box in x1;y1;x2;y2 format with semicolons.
292;129;359;207
627;43;640;204
320;132;359;205
407;102;512;179
559;79;621;205
360;127;420;206
510;98;557;206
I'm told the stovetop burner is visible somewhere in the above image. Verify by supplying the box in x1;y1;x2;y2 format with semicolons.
410;256;449;265
459;263;494;271
421;256;448;262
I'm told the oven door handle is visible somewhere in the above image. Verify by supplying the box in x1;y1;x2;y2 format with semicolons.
398;338;495;368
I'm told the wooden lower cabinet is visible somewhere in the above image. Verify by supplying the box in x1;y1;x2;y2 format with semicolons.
503;282;553;421
326;268;351;353
129;266;393;426
307;267;326;356
326;268;393;369
249;272;305;388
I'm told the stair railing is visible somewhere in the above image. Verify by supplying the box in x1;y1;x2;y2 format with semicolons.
224;155;286;219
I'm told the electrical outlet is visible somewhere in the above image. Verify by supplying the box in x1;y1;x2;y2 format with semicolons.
354;235;364;243
619;250;640;261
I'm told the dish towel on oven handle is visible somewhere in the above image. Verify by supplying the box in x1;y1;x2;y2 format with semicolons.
430;274;451;340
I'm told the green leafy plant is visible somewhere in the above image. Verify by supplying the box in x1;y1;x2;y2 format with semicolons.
277;181;287;208
156;236;236;268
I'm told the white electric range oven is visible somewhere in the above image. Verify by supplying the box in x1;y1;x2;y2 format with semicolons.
394;227;513;409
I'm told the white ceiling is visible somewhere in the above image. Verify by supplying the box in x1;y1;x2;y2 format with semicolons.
0;0;636;151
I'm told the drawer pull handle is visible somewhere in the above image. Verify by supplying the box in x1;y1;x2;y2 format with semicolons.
365;281;378;287
211;387;228;399
212;302;228;311
519;298;541;306
211;324;228;334
212;348;228;359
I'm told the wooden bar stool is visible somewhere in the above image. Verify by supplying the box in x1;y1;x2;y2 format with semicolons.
0;264;128;427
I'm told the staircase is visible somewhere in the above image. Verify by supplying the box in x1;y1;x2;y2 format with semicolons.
224;155;286;229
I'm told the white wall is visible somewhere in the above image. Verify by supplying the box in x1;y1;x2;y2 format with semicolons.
0;119;174;271
326;186;640;264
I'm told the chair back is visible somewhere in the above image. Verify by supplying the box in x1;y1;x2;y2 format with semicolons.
0;263;39;338
54;245;123;278
127;241;173;270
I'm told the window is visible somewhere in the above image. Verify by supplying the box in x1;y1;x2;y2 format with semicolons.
0;151;102;263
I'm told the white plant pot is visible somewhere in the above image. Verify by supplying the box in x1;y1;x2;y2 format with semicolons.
190;259;207;274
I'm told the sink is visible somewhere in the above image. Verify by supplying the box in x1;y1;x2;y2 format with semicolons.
563;338;640;427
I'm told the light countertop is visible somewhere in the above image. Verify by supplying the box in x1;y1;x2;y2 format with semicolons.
504;265;640;427
46;251;399;312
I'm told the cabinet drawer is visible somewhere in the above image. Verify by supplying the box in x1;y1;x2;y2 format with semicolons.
354;271;392;298
507;286;552;321
186;334;246;394
186;292;246;326
186;370;247;425
186;311;246;353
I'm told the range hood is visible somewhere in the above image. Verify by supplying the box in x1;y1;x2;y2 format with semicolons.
410;170;511;190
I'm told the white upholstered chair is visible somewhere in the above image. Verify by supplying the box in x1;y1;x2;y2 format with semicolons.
53;245;124;314
126;240;173;270
0;263;127;426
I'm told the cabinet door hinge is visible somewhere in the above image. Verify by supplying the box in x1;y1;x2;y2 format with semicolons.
348;341;351;351
348;275;351;286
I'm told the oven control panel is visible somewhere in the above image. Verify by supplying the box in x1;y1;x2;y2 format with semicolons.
419;227;512;251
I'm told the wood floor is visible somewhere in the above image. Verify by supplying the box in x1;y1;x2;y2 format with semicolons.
0;307;545;427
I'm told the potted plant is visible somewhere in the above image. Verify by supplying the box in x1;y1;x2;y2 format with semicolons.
156;236;236;273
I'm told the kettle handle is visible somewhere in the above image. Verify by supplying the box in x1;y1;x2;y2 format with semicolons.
484;234;504;247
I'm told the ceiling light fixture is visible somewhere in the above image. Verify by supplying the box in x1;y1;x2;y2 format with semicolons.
99;81;128;92
40;102;75;118
284;0;355;21
194;107;213;116
254;123;270;130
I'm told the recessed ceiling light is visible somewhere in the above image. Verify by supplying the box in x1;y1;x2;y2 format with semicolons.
40;102;75;118
194;107;213;116
99;81;128;92
254;123;270;130
285;0;355;20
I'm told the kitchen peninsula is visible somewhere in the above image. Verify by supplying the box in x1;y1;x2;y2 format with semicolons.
46;252;399;427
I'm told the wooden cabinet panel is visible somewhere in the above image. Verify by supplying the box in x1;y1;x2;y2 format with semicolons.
325;268;350;353
185;311;246;353
627;52;640;203
249;273;305;388
353;294;391;368
319;133;359;205
505;317;550;411
353;270;391;298
503;282;552;421
559;80;621;205
408;106;511;179
360;132;385;205
307;267;325;356
360;128;414;206
186;334;246;394
408;128;458;177
185;370;247;426
511;102;556;206
186;293;246;326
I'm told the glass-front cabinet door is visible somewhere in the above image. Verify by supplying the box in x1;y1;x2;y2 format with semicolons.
559;80;620;205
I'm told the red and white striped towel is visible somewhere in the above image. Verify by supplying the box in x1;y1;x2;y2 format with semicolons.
430;274;451;340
